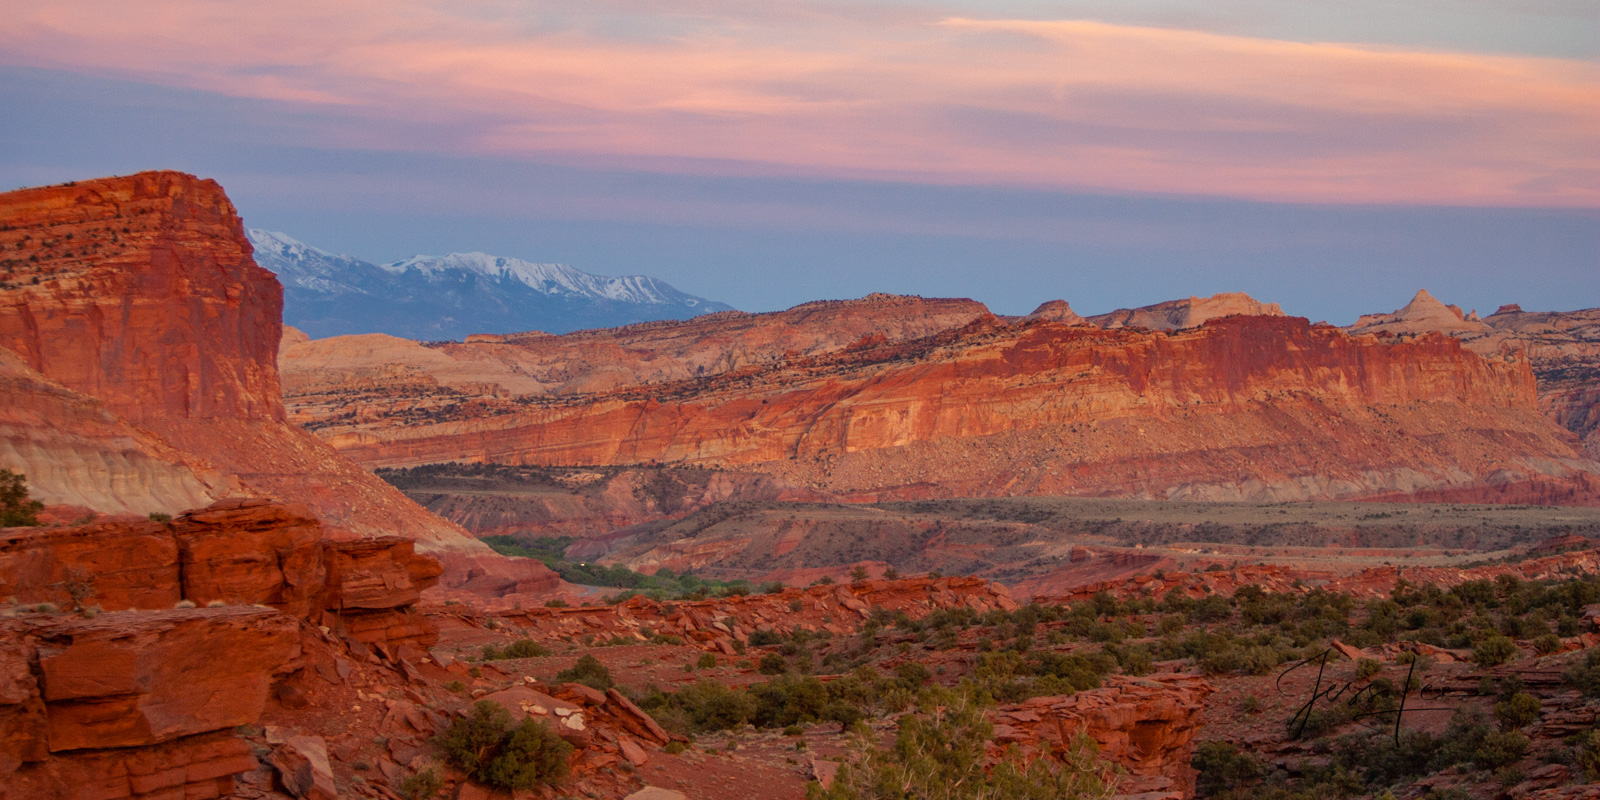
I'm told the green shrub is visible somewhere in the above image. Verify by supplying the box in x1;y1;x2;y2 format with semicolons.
1571;729;1600;781
399;767;443;799
483;639;552;661
0;469;42;527
1472;635;1517;667
1494;692;1540;730
697;652;717;669
1533;633;1561;655
748;629;784;647
1355;658;1382;679
809;691;1108;800
758;652;788;675
435;701;573;790
1565;649;1600;696
1474;730;1529;770
1192;741;1264;796
554;654;614;690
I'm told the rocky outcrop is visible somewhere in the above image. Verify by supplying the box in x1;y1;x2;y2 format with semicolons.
1348;292;1600;459
1024;299;1086;325
0;499;440;638
1348;289;1493;338
0;172;548;568
989;674;1213;796
0;172;283;424
1087;291;1285;331
0;607;296;799
32;608;300;751
1037;545;1600;604
0;499;451;798
305;313;1596;504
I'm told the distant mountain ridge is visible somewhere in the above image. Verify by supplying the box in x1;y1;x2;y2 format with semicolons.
246;229;734;340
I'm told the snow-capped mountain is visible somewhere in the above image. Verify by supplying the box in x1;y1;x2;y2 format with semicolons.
247;230;733;340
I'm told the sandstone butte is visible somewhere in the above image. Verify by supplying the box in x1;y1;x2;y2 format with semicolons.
288;303;1600;505
1347;289;1600;460
0;171;559;595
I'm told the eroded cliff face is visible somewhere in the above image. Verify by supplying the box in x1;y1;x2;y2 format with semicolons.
280;292;991;427
1348;291;1600;459
0;172;545;566
0;172;283;424
0;348;222;515
305;314;1594;503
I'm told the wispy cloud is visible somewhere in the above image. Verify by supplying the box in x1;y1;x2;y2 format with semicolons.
1;0;1595;205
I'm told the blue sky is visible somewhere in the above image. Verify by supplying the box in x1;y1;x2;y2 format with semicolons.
0;0;1595;322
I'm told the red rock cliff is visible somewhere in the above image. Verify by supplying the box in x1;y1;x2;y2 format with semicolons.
308;314;1594;503
0;173;562;577
0;172;282;424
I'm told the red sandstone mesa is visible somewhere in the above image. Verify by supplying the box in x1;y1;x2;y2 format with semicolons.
294;309;1597;504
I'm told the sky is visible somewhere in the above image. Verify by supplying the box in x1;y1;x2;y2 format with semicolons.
0;0;1596;322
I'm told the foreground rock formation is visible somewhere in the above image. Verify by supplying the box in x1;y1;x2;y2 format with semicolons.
296;310;1597;505
0;499;442;799
990;674;1214;796
0;172;557;593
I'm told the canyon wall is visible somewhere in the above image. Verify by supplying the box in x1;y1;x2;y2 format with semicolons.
0;173;551;575
300;313;1596;504
1348;291;1600;459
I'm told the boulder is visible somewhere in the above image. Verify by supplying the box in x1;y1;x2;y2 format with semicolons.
35;607;298;751
270;734;337;800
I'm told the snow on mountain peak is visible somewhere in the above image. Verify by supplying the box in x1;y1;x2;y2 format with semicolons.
385;252;676;304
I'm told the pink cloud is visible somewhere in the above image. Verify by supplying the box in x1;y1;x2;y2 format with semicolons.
0;0;1594;206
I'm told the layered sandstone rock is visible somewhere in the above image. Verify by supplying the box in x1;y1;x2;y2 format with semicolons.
0;172;550;579
1087;291;1285;331
0;607;296;799
0;499;451;798
0;348;220;515
0;498;440;630
388;464;816;540
33;608;299;751
1024;299;1086;325
1348;292;1600;459
989;674;1213;796
1348;289;1493;338
0;172;283;423
1038;544;1600;604
281;292;989;432
304;313;1596;504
